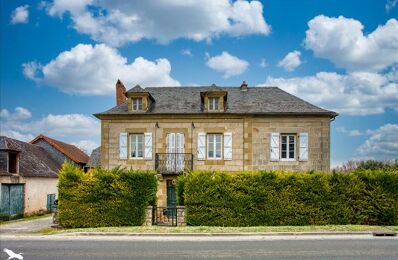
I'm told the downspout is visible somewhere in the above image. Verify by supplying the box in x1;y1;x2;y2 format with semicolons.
191;122;194;171
243;117;245;171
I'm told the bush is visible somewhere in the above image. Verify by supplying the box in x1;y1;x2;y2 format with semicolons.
179;170;398;226
58;162;157;228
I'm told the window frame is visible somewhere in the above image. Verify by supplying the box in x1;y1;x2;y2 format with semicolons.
280;134;296;161
207;133;223;160
208;97;220;111
129;133;144;159
132;98;143;111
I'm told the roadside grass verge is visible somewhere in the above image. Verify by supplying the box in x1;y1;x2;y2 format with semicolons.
33;225;398;235
0;214;52;225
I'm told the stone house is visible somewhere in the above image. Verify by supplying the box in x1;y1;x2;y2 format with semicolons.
30;134;89;168
94;80;337;208
0;136;60;218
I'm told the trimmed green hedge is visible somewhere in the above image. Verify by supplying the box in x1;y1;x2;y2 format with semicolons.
178;170;398;226
58;163;157;228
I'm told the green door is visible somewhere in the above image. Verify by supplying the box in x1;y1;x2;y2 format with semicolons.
0;184;24;219
167;180;176;208
47;194;56;212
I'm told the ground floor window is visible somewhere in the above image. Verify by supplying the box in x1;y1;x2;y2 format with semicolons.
281;134;296;160
130;134;144;159
207;134;222;159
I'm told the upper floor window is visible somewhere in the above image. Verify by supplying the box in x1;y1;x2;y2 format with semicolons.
207;134;222;160
130;134;144;159
132;98;143;111
281;134;295;160
208;97;220;111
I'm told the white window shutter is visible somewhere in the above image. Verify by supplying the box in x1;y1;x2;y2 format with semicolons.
144;132;153;160
299;132;308;161
197;133;206;160
224;132;232;160
270;133;280;161
119;133;128;160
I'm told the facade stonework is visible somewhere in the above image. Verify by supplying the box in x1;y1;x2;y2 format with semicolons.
100;115;330;172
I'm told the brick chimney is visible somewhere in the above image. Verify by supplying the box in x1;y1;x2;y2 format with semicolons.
116;79;126;106
240;80;248;91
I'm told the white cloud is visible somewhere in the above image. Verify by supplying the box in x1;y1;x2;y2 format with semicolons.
0;109;10;119
259;58;268;68
72;140;98;155
304;15;398;72
357;124;398;159
278;50;302;72
260;70;398;115
336;127;364;137
23;43;180;95
386;0;398;12
46;0;270;46
10;5;29;24
22;62;42;81
0;130;35;143
181;49;193;57
0;107;32;120
206;51;249;78
0;107;100;153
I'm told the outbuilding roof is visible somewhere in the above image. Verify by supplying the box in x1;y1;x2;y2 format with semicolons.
30;135;89;164
95;86;337;118
0;136;61;178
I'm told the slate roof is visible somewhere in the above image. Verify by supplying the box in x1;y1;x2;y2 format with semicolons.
30;135;89;164
126;84;147;93
86;146;101;168
95;86;337;117
0;136;61;178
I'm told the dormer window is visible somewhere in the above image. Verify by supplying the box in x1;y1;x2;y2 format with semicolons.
132;98;143;111
8;152;18;173
208;97;220;111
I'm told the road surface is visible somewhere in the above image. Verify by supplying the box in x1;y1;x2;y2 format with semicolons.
1;235;397;259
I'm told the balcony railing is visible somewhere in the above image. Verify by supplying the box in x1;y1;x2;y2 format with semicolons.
155;153;193;174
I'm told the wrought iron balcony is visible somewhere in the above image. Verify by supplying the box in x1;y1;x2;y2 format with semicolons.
155;153;193;174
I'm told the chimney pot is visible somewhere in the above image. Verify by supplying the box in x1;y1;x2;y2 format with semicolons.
240;80;248;91
116;79;126;106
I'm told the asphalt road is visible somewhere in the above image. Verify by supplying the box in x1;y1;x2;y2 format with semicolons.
1;235;397;260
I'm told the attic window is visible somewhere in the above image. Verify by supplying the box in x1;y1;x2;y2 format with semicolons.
132;98;143;111
8;152;18;173
208;97;220;111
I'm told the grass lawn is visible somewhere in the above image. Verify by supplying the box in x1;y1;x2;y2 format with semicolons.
0;213;52;225
34;225;398;235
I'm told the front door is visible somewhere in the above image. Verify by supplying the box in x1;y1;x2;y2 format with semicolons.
166;133;185;172
166;180;177;218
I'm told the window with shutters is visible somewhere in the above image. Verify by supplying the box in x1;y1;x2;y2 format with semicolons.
208;97;220;111
130;134;144;159
280;134;296;161
207;134;222;160
132;98;143;111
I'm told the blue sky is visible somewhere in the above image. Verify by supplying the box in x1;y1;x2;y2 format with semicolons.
1;0;397;166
